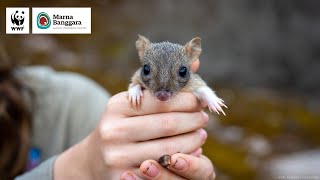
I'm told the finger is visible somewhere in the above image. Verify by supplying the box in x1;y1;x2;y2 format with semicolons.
189;148;203;157
121;129;207;166
140;160;186;180
191;59;200;73
137;129;207;163
105;91;201;117
121;171;144;180
101;111;208;142
167;154;216;180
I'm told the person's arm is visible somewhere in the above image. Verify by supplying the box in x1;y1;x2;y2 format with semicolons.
17;59;216;180
15;156;57;180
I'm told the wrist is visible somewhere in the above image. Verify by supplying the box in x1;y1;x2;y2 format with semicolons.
53;132;99;180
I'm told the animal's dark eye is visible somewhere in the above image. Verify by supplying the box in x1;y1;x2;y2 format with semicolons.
179;66;188;78
143;65;150;75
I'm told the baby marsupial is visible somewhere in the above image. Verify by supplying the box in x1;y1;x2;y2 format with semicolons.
128;35;227;115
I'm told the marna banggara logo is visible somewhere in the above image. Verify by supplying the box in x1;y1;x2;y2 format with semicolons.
32;7;90;34
52;14;82;26
37;12;51;29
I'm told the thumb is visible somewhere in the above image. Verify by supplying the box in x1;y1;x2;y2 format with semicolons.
167;153;216;180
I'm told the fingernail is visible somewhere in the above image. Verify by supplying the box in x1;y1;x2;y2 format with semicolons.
200;129;207;141
143;162;159;178
172;156;188;170
201;111;209;123
121;172;136;180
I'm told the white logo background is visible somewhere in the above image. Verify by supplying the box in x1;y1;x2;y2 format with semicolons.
32;8;91;34
6;7;30;34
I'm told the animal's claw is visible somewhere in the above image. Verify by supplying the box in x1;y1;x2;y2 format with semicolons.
218;99;228;108
193;87;227;116
128;84;143;109
208;104;219;114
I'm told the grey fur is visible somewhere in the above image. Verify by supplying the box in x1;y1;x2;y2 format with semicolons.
139;41;192;96
129;35;227;115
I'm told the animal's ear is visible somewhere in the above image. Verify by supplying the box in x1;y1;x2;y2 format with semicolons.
136;35;150;59
185;37;202;62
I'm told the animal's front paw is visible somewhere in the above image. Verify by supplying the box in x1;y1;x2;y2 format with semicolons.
207;97;227;116
128;83;143;108
193;86;228;115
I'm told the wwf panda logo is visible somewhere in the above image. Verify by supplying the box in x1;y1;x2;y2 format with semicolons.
11;10;25;26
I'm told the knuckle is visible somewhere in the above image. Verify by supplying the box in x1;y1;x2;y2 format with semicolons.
102;149;116;167
102;148;128;168
106;101;119;113
105;93;126;112
99;123;120;142
160;116;177;135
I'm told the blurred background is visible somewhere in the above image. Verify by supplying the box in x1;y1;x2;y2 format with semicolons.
1;0;320;179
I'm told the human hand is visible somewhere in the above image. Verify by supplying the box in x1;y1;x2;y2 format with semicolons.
119;59;216;180
53;90;208;180
121;153;216;180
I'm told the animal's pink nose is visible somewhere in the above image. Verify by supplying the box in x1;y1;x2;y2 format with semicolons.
155;91;171;101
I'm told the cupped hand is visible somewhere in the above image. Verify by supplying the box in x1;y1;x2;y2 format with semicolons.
119;59;216;180
54;90;208;180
